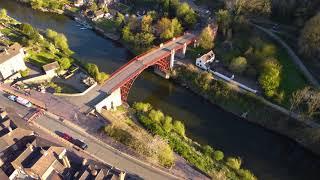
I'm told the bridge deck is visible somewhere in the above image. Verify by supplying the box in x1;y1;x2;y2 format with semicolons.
101;33;196;94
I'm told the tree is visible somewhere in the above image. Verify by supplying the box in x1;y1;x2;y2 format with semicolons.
122;25;134;42
157;17;173;40
58;57;72;70
226;157;242;170
133;102;152;112
148;110;165;123
198;26;215;50
0;9;7;20
134;32;155;49
290;87;320;118
114;12;125;28
196;72;213;92
171;18;183;36
30;0;43;10
215;9;233;36
259;59;282;97
173;120;185;137
202;145;213;156
235;0;271;16
141;15;153;33
162;116;173;133
176;2;197;27
46;29;58;40
213;150;224;161
229;56;247;74
299;14;320;59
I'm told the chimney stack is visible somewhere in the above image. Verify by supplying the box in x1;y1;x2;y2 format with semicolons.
4;48;8;55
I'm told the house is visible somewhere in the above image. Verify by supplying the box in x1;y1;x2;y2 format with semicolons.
42;61;60;78
195;50;215;70
74;0;84;7
92;10;106;21
0;43;27;80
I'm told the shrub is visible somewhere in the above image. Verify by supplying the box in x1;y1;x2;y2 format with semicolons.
259;58;282;97
133;102;152;112
226;157;242;170
229;56;247;74
20;69;30;77
202;145;214;156
237;169;257;180
173;120;185;137
213;150;224;161
162;116;173;133
148;109;164;123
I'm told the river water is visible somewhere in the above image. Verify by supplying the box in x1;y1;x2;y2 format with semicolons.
2;1;320;179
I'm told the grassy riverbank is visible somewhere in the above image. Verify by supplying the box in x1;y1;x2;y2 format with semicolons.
172;64;320;156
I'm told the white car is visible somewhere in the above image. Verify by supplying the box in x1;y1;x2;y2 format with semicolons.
16;96;32;108
7;95;16;101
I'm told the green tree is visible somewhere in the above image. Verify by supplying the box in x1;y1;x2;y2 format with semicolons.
235;0;271;16
226;157;242;170
141;15;153;33
157;17;173;40
148;110;164;123
229;56;247;74
171;18;182;36
259;59;282;97
133;102;152;112
202;145;213;156
134;32;155;49
122;25;134;42
114;12;125;28
30;0;43;10
162;116;173;133
173;120;185;137
58;57;72;70
299;14;320;59
196;72;213;92
213;150;224;161
198;26;215;50
215;9;233;36
0;9;7;20
176;2;197;27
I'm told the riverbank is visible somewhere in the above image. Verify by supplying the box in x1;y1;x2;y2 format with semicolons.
171;64;320;156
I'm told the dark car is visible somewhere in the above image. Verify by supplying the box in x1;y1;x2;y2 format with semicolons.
72;139;88;150
62;133;73;142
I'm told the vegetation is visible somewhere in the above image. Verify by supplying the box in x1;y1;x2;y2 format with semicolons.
259;59;282;97
229;56;247;74
101;108;174;168
198;26;215;50
25;0;69;13
84;63;109;84
299;14;320;60
133;102;256;179
20;68;30;78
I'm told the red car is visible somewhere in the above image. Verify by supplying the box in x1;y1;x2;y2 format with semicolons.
62;133;73;142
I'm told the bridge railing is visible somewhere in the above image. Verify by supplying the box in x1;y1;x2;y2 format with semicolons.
106;33;197;82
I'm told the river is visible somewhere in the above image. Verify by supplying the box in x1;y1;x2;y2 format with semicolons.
1;1;320;179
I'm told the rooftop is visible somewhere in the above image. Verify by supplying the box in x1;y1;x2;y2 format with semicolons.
0;43;23;65
197;50;215;63
43;61;60;72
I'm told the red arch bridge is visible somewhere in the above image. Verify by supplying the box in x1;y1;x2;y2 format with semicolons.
95;33;196;112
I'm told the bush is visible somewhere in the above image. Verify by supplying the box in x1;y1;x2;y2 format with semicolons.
213;150;224;161
133;102;152;112
259;58;282;97
148;109;164;123
173;120;185;137
226;157;242;170
162;116;173;133
20;69;30;77
229;56;247;74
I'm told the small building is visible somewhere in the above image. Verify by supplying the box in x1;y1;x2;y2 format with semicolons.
92;10;105;21
195;50;215;70
42;61;60;78
0;43;27;81
74;0;84;7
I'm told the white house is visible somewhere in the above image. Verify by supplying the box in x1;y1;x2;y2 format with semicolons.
195;50;215;70
42;61;60;78
74;0;84;7
0;43;27;80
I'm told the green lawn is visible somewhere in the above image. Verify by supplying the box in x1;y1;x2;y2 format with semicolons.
26;51;56;66
96;19;117;33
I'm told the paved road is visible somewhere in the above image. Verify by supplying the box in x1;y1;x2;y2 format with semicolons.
101;33;196;94
34;114;178;180
0;90;179;179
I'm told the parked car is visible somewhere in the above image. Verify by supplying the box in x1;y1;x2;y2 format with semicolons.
62;133;73;142
7;95;16;101
72;139;88;150
15;96;32;108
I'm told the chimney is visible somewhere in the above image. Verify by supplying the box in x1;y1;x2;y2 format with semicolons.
8;127;12;135
62;156;71;168
91;169;98;176
40;148;48;156
27;143;34;152
4;48;8;55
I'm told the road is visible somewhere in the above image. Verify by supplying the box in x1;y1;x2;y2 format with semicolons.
34;113;178;180
0;90;178;179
